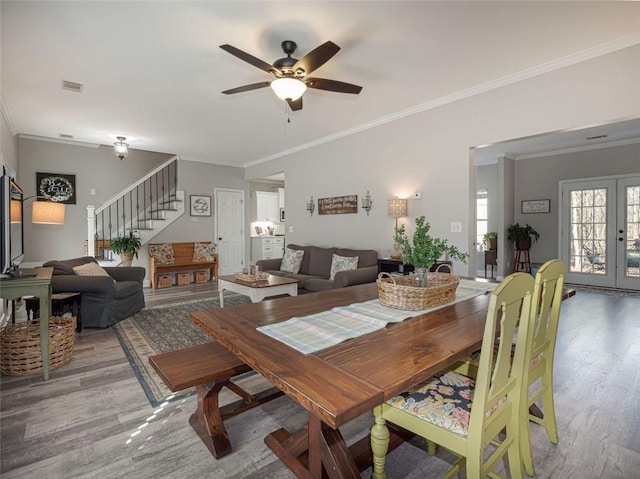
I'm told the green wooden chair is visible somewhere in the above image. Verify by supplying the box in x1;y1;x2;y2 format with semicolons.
370;273;536;479
449;259;566;476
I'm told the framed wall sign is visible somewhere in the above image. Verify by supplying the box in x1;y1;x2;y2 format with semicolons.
318;195;358;215
36;172;76;204
522;199;550;214
190;195;211;216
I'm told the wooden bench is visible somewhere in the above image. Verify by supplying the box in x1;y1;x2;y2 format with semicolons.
149;342;283;459
149;242;219;289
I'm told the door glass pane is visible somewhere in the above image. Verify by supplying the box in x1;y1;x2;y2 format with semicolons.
569;188;607;274
625;185;640;278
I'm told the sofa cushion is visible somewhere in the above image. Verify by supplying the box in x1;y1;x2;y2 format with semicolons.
329;254;359;280
149;243;175;265
286;244;312;275
192;241;216;263
307;246;338;278
336;248;378;267
44;256;97;275
280;248;305;274
72;262;112;278
304;278;335;292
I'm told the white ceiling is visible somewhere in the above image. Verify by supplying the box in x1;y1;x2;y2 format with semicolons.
2;1;639;168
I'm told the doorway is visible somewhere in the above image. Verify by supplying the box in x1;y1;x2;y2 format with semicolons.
560;175;640;290
214;188;245;276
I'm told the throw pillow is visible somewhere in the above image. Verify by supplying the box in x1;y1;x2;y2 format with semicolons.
280;248;305;274
193;242;217;263
72;262;112;278
149;243;175;265
329;254;359;280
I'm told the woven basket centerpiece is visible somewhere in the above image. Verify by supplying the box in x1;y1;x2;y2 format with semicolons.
377;272;460;310
0;317;76;376
234;271;269;283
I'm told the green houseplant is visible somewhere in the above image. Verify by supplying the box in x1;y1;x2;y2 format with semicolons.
482;231;498;250
507;223;539;250
395;216;468;285
110;231;142;266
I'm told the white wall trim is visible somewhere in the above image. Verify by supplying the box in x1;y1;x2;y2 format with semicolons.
245;32;640;168
516;137;640;161
18;134;101;148
0;95;18;136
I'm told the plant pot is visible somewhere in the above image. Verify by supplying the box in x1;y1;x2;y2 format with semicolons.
119;252;135;267
390;242;402;260
488;238;497;251
515;238;532;251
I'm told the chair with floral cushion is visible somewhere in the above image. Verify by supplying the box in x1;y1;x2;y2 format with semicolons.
370;272;536;479
448;259;566;476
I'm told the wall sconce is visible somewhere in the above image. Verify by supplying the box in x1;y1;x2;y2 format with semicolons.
306;196;315;216
113;136;129;160
361;190;373;215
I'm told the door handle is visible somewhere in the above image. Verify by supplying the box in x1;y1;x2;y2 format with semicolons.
619;229;624;234
218;237;222;241
619;237;624;242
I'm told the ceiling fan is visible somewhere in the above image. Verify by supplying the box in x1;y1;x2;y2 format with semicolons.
220;40;362;111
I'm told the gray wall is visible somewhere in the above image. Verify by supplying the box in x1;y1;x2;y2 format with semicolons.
1;112;18;175
514;142;640;263
18;137;173;264
245;46;639;276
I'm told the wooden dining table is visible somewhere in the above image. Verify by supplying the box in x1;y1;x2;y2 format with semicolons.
191;281;501;478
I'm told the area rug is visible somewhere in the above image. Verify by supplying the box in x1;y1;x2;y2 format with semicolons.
112;292;252;407
567;284;640;297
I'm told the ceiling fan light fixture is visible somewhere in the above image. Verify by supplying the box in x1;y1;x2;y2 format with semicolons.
113;136;129;160
271;78;306;101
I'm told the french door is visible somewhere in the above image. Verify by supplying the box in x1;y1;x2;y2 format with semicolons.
561;175;640;290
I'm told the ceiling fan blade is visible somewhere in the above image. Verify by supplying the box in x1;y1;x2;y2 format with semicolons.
306;78;362;94
222;82;271;95
219;44;279;75
287;97;303;111
293;41;340;76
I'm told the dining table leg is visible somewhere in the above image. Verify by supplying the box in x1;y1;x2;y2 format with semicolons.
265;413;360;479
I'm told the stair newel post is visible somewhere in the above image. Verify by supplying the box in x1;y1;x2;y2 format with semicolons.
87;205;96;259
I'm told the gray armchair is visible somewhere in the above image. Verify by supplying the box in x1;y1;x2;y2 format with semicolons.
42;256;145;328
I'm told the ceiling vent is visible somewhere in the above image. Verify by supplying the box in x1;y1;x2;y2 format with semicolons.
61;80;83;92
586;134;608;141
59;133;74;140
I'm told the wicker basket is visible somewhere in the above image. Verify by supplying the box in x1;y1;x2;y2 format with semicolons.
177;272;190;286
195;271;209;283
234;271;269;283
377;272;460;310
0;317;76;376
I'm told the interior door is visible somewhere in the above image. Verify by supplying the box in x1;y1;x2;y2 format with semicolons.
215;188;245;276
561;175;639;290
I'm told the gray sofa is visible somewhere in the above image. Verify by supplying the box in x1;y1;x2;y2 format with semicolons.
42;256;145;328
256;244;378;293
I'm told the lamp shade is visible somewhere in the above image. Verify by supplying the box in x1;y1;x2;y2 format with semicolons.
271;78;307;101
32;201;65;224
10;199;22;223
387;198;407;217
114;136;129;160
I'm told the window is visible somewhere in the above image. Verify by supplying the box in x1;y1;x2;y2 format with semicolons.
476;190;488;252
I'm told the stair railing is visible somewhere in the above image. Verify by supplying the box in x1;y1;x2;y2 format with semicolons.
87;156;179;260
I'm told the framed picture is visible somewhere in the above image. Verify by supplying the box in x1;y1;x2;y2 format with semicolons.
36;172;76;204
522;199;550;214
318;195;358;215
190;195;211;216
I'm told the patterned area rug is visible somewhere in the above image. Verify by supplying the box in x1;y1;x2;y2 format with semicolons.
112;292;252;407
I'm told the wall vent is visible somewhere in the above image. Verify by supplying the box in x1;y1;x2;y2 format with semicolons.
62;80;83;92
59;133;74;139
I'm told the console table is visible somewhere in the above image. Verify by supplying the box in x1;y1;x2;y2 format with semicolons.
0;267;53;380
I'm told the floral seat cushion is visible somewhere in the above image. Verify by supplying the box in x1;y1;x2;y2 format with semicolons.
149;243;175;265
193;242;216;263
386;371;474;437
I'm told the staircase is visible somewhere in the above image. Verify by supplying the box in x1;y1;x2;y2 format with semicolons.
87;156;184;262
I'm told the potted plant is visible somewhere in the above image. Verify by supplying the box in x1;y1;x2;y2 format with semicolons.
395;216;468;286
507;223;539;250
110;231;142;267
482;231;498;251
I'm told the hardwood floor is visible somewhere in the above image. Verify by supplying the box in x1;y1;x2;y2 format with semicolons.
1;286;639;478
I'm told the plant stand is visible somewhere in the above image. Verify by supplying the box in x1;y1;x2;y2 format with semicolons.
513;249;531;273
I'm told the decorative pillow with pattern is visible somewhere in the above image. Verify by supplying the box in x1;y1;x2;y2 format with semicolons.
280;248;305;274
193;242;217;263
149;243;175;265
329;254;359;280
72;262;112;278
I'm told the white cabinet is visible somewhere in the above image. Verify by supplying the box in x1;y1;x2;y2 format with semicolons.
251;237;285;263
255;191;279;222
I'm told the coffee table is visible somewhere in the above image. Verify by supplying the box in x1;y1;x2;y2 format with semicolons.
217;274;298;307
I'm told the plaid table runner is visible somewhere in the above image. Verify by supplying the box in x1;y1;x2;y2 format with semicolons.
257;279;498;354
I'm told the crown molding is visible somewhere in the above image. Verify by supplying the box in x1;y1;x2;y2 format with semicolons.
19;134;100;148
246;32;640;168
0;95;18;136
